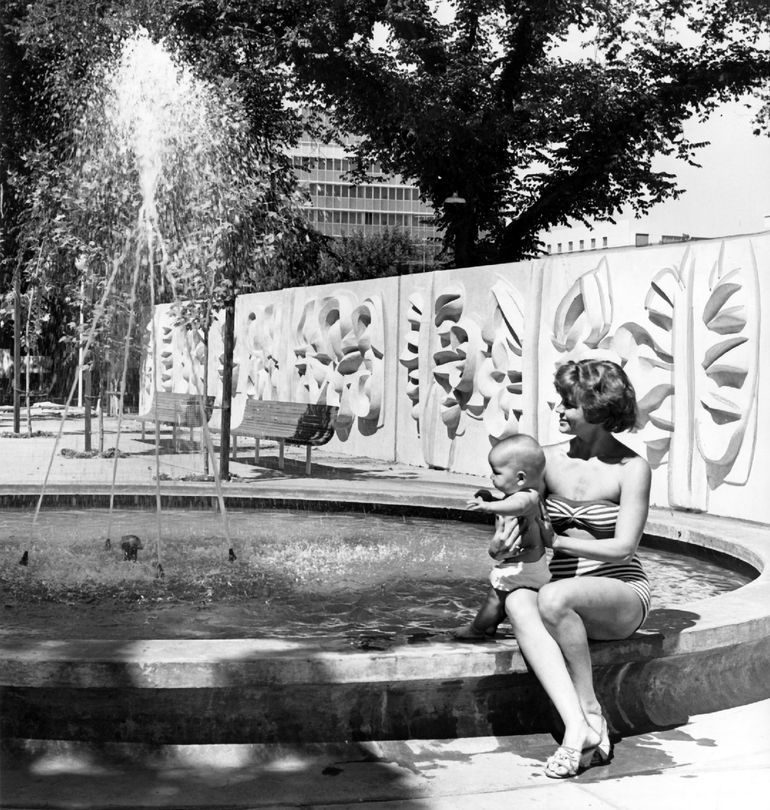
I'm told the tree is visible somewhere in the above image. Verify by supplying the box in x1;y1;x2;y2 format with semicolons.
168;0;770;267
4;2;307;477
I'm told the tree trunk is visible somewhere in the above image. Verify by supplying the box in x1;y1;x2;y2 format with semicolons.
202;333;209;475
218;300;235;481
24;353;31;437
13;271;20;434
84;364;92;452
446;199;477;268
98;377;105;455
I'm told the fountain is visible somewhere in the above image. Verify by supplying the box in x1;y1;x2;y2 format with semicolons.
1;30;770;757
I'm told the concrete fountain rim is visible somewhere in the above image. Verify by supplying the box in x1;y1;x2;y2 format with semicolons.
1;485;768;690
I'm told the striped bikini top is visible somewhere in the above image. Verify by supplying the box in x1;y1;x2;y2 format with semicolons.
545;494;649;590
546;495;620;536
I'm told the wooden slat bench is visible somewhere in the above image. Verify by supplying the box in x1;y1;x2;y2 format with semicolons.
231;400;338;474
138;392;211;449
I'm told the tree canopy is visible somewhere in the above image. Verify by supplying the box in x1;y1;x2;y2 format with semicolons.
4;0;770;294
168;0;770;266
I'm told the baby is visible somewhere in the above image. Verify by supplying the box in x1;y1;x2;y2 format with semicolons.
451;433;552;640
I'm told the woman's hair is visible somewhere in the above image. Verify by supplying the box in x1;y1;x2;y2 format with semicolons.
554;359;638;433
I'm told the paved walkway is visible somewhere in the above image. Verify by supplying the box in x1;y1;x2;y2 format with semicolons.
1;406;768;809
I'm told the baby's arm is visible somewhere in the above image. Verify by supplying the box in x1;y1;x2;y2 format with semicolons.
468;489;534;518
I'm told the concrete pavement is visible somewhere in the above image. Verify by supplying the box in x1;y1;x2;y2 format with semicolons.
3;697;768;809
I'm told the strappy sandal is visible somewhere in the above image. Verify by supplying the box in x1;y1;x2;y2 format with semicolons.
544;744;597;779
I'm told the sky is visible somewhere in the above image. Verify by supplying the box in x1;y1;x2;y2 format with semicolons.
634;98;770;240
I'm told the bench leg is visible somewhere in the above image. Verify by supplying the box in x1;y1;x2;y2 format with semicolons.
278;439;285;470
254;439;260;466
305;445;312;475
232;435;238;461
172;423;178;452
141;422;145;441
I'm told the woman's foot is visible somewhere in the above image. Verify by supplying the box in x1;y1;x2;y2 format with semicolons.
544;716;601;777
561;717;601;754
586;713;613;765
544;744;596;779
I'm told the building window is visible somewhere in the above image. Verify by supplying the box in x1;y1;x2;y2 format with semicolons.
579;240;584;251
568;241;573;251
591;238;596;249
635;233;650;247
557;243;562;253
602;237;608;248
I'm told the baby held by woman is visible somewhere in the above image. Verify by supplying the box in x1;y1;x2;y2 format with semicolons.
452;434;552;640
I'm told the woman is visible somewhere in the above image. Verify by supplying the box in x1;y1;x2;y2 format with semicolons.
504;358;652;778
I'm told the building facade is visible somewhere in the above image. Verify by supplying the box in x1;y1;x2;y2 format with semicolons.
288;133;442;248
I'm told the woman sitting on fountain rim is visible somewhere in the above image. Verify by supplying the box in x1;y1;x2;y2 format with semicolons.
502;358;652;779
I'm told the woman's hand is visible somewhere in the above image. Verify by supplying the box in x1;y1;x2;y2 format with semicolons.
491;515;526;557
536;499;554;548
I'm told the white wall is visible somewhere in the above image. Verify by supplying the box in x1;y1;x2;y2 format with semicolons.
151;231;770;523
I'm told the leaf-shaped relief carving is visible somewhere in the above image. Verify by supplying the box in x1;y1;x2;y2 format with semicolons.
431;285;485;438
613;315;676;467
702;336;749;389
146;308;184;395
399;293;424;424
644;266;682;333
702;268;742;327
552;257;613;353
242;304;282;401
700;389;742;425
479;277;526;441
434;288;463;325
347;298;385;422
695;241;760;488
292;293;385;430
175;326;207;394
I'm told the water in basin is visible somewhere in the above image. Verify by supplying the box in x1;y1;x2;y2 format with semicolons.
0;508;755;644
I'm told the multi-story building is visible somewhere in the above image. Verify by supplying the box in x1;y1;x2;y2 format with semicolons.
288;133;442;250
539;219;695;255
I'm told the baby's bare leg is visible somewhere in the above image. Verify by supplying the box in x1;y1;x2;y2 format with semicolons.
452;586;506;639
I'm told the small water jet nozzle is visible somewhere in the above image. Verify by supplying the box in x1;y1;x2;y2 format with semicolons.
120;534;143;562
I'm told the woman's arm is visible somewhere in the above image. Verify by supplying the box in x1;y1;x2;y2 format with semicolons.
551;455;651;563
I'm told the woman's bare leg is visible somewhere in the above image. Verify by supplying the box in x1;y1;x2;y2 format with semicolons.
537;578;644;733
504;589;599;752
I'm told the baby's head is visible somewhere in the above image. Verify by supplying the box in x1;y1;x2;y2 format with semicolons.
487;434;545;495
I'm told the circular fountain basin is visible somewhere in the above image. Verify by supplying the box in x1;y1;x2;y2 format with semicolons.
1;489;769;745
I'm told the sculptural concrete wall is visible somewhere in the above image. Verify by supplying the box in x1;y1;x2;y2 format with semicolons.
145;231;769;523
